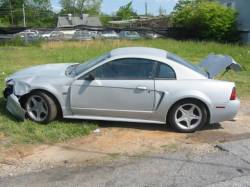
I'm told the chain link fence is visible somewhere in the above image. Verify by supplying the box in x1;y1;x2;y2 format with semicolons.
0;26;179;44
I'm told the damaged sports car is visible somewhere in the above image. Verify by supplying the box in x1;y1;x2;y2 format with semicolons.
3;47;241;132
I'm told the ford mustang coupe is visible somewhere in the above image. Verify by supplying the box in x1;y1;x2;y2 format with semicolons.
3;47;241;132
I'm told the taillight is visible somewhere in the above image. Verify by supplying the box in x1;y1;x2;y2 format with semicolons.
230;87;237;100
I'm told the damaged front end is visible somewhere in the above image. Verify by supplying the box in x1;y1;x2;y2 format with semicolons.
3;80;28;121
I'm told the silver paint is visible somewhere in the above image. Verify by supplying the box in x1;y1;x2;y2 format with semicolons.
5;47;241;125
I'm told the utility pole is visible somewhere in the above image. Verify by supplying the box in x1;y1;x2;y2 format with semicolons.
9;0;14;25
159;5;166;16
73;0;76;16
22;3;26;27
145;0;148;16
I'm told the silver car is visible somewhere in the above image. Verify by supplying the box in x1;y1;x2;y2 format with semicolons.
119;31;141;40
3;47;241;132
101;31;120;39
73;30;93;41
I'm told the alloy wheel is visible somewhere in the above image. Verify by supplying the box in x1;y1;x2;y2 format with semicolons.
174;103;202;130
26;95;49;122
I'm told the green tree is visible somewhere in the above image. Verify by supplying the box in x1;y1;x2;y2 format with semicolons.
171;0;239;42
25;0;56;27
100;13;112;26
0;0;24;25
0;0;56;27
115;1;137;20
60;0;102;15
174;0;193;11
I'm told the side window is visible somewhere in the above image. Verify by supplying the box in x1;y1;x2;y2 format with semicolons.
92;58;155;80
156;63;176;79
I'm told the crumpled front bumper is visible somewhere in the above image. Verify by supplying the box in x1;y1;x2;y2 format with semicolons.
6;94;25;121
3;85;13;99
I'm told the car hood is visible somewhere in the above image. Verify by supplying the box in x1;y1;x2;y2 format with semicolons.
199;54;242;78
6;63;75;81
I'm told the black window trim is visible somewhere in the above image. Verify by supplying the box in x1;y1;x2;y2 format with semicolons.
79;58;176;81
80;57;158;80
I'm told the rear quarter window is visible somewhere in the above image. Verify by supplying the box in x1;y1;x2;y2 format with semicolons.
156;63;176;79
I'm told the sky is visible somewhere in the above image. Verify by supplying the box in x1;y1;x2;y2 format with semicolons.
51;0;179;15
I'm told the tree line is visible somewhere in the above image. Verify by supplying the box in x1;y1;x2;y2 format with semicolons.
0;0;156;27
0;0;103;27
0;0;240;42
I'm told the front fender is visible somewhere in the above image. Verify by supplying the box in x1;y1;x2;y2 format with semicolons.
14;80;66;108
14;80;31;96
14;81;59;99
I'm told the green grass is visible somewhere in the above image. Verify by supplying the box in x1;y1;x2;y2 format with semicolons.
0;98;97;145
0;39;250;145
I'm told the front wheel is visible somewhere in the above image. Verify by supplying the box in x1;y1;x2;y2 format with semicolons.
25;91;58;124
168;100;208;133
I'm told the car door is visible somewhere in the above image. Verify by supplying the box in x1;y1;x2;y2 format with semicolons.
70;58;156;120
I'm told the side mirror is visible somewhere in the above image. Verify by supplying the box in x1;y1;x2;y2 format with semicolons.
84;74;95;81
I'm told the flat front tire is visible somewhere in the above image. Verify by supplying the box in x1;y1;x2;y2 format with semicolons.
25;91;57;124
168;100;208;133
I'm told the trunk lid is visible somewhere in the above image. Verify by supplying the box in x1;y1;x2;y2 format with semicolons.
199;54;241;78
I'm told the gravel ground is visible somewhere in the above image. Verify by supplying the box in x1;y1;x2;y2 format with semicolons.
0;101;250;180
1;141;250;187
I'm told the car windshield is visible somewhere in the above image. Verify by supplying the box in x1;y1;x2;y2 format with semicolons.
167;52;207;77
68;53;110;77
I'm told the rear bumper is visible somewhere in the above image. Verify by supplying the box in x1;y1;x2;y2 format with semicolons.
210;99;240;124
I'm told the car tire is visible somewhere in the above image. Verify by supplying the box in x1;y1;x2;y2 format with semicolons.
168;100;208;133
25;91;57;124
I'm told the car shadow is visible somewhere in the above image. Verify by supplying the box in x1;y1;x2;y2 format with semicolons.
97;121;173;132
0;96;223;132
96;121;223;132
202;123;223;130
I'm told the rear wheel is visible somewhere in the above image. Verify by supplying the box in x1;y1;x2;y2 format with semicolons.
168;100;208;133
25;91;57;124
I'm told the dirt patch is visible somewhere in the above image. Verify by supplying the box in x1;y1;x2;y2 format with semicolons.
0;132;4;140
21;128;186;164
0;101;250;177
186;131;250;144
0;145;34;165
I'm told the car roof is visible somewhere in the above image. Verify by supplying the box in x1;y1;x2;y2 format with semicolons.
110;47;168;58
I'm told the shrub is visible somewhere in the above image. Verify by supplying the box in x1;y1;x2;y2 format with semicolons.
171;0;239;42
0;36;42;47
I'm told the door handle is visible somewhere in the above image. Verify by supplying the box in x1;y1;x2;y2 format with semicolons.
136;86;148;90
